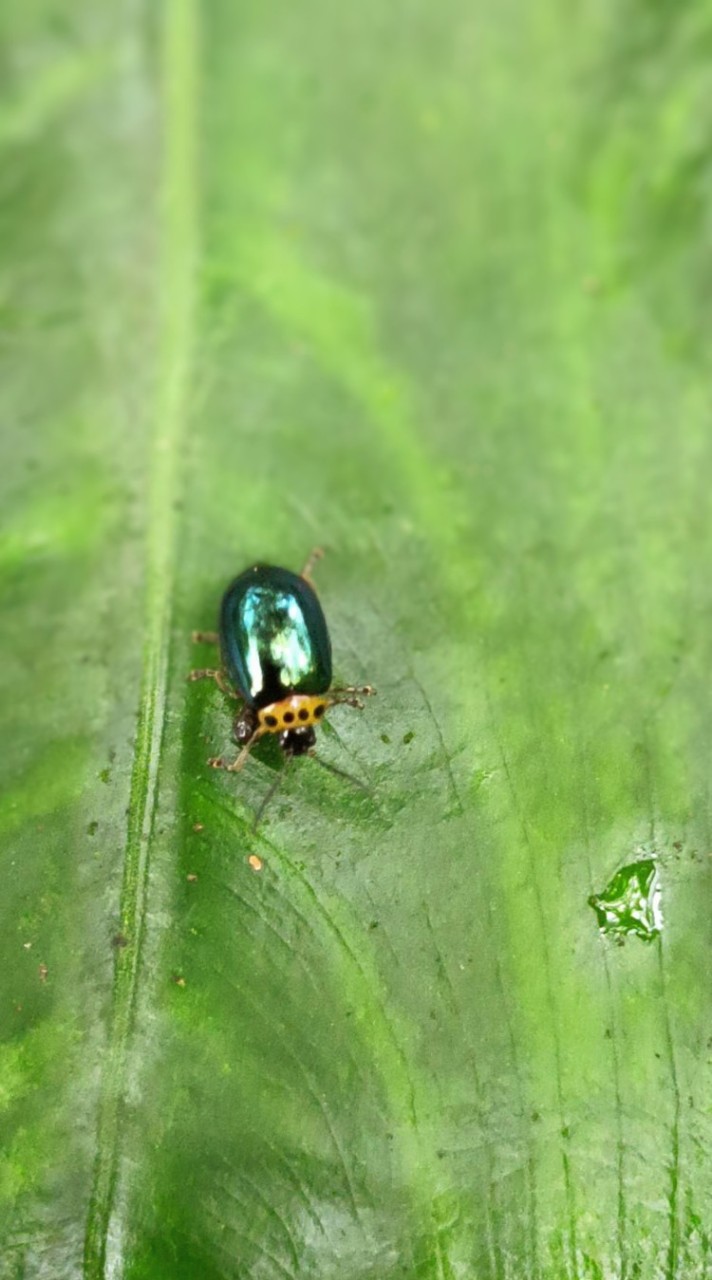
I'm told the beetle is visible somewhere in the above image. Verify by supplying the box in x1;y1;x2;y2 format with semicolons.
189;549;375;783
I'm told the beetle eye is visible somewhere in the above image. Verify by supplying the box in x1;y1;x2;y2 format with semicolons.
234;709;257;743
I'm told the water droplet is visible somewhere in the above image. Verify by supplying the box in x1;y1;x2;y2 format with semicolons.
588;858;662;942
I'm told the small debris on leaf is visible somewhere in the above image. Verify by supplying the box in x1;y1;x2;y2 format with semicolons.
589;858;662;942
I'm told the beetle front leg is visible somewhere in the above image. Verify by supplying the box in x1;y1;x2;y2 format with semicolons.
208;743;253;772
208;709;262;771
208;730;262;773
328;684;376;710
191;630;219;644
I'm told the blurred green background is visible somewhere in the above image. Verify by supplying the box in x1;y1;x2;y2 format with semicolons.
2;1;712;1276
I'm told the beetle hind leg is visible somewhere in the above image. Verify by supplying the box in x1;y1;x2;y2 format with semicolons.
191;630;219;644
301;546;325;586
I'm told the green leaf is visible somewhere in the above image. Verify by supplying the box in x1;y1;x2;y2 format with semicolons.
2;1;712;1277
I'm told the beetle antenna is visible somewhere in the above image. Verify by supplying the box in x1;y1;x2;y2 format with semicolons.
308;752;369;792
252;757;293;831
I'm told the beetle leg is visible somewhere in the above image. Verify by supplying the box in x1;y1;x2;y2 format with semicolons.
188;666;221;682
191;630;219;644
330;684;376;698
208;740;255;772
187;668;239;700
208;717;264;772
328;684;376;711
215;672;238;698
300;546;325;585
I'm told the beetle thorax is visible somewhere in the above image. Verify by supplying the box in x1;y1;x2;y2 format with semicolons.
256;694;328;734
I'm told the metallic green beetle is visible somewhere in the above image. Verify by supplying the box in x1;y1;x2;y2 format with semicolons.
189;549;375;774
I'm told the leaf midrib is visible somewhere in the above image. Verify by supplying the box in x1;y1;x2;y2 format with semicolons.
83;3;199;1275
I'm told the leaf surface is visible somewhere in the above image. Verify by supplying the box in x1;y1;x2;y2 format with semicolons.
2;2;712;1277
